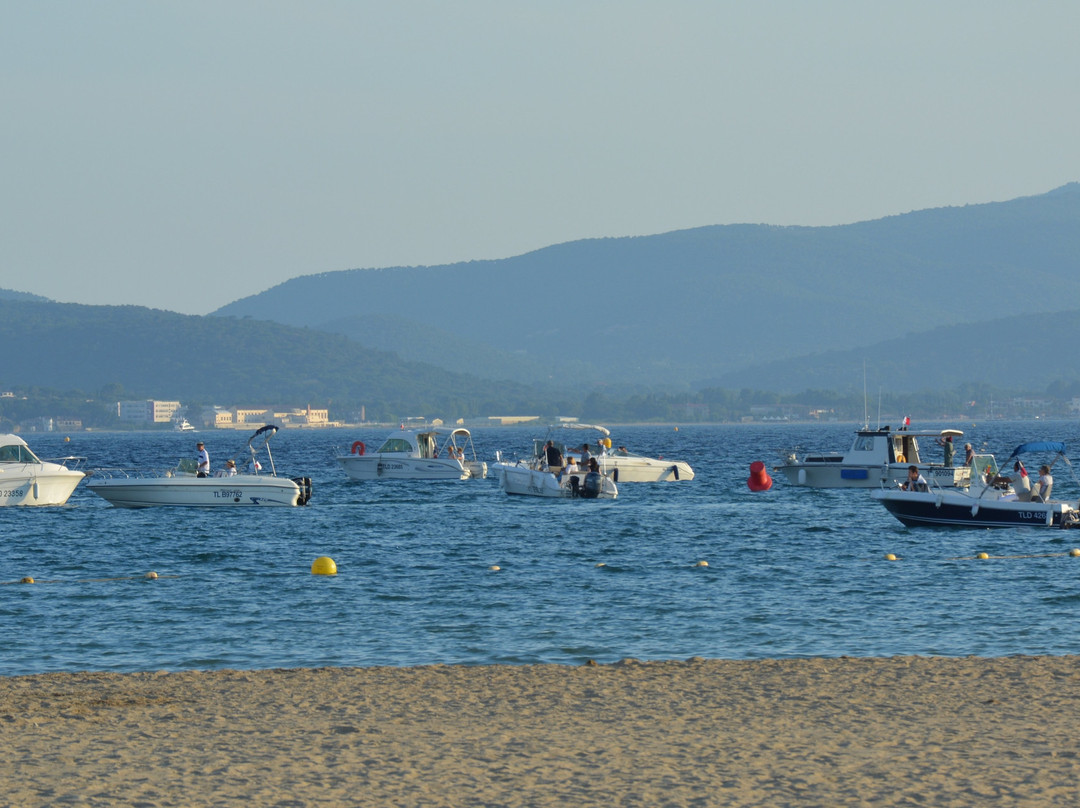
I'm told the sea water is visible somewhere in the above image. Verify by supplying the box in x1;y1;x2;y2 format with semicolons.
2;421;1080;676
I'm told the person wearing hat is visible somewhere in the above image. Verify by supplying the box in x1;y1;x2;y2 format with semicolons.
195;440;210;477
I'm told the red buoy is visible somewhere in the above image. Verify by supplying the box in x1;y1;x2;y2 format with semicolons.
747;460;772;491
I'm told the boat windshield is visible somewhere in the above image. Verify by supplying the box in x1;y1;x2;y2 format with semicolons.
0;443;40;464
377;437;414;454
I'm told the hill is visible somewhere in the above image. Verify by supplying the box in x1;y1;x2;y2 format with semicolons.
213;183;1080;389
0;300;558;421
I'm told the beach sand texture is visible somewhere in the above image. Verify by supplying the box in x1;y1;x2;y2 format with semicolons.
3;656;1080;807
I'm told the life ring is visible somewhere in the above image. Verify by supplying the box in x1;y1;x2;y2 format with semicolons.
896;453;906;463
351;441;365;455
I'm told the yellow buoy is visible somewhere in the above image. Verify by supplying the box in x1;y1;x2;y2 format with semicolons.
20;576;34;584
1070;549;1080;558
977;552;989;560
488;565;501;571
311;556;337;575
885;553;897;561
695;560;709;567
145;571;159;579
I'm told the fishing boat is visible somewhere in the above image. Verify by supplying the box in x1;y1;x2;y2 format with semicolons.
775;425;970;489
497;461;618;499
0;433;87;506
86;425;312;508
871;441;1077;528
495;423;692;483
335;426;486;481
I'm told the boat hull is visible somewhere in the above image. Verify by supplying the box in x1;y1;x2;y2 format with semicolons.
87;474;307;508
336;455;469;481
497;464;617;499
776;463;967;489
597;457;694;482
871;489;1073;528
0;466;85;506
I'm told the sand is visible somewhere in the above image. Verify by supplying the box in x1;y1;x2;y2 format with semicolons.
2;655;1079;807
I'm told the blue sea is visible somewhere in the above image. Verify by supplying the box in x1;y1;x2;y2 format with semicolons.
3;421;1080;677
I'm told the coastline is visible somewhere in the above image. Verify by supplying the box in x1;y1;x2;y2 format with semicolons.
3;655;1079;806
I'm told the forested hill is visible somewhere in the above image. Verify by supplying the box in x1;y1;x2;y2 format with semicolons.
0;300;554;421
213;183;1080;388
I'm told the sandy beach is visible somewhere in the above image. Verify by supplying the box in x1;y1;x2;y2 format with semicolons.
2;655;1079;806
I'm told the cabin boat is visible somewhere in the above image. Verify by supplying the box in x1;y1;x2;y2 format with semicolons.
0;433;87;506
336;427;487;481
774;426;970;489
87;425;312;508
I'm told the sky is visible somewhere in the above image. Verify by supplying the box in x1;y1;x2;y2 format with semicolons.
3;1;1079;316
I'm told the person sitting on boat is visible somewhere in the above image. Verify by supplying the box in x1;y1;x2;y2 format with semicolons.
561;456;580;479
901;465;930;492
195;441;210;478
1034;465;1053;502
224;459;237;477
1003;461;1031;501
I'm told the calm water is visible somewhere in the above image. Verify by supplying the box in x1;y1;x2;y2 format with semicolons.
3;421;1080;676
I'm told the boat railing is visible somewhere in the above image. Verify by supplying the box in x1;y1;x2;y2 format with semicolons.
41;455;89;471
88;466;199;480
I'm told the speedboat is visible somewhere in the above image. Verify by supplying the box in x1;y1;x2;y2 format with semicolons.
336;426;487;481
775;425;970;489
498;462;618;499
871;441;1077;528
87;425;312;508
495;423;693;483
173;417;196;432
0;433;87;506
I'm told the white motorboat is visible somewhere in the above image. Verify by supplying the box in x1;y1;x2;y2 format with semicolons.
173;417;196;432
0;433;87;506
497;461;618;499
87;425;312;508
774;425;970;489
500;423;693;483
336;426;486;481
872;441;1077;528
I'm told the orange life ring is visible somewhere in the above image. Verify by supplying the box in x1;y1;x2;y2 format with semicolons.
351;441;365;455
896;453;906;463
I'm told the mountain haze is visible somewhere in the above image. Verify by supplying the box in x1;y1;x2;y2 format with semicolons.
213;183;1080;389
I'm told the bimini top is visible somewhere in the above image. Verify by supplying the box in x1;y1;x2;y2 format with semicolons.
1006;441;1067;459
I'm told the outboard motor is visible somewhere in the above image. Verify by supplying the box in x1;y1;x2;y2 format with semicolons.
293;477;313;506
582;471;603;499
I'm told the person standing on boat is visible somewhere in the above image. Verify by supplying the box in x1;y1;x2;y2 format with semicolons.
195;441;210;478
937;435;955;467
901;465;929;492
963;443;975;466
543;440;564;474
579;443;592;467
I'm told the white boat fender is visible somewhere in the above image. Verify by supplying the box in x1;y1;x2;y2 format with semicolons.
935;494;943;509
32;479;39;500
797;468;806;485
971;503;980;517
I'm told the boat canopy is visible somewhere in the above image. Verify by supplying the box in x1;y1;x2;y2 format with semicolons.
1005;441;1067;459
548;423;611;436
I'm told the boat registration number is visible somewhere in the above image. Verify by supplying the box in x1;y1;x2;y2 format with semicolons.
0;488;26;498
213;490;243;499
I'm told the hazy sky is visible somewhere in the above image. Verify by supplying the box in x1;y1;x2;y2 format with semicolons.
3;2;1078;315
